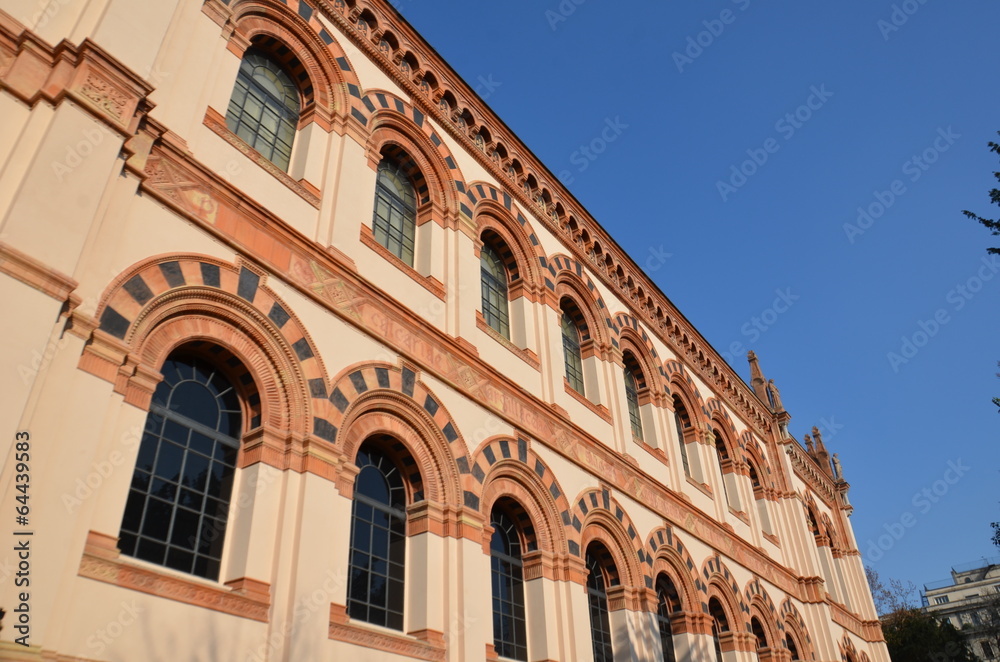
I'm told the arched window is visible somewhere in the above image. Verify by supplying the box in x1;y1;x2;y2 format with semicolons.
118;352;243;580
623;353;643;441
481;242;510;339
656;574;681;662
560;302;585;395
347;443;407;630
672;396;691;477
225;48;300;172
751;616;769;660
785;633;801;660
709;597;729;662
490;505;527;661
373;157;418;266
586;545;615;662
714;431;732;507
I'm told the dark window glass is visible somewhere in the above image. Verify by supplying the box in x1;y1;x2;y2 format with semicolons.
373;159;417;266
715;433;731;506
656;576;679;662
119;354;242;580
786;634;800;660
624;363;643;441
225;49;300;172
586;551;615;662
347;446;406;631
490;509;527;661
674;409;691;477
481;243;510;339
710;598;728;662
561;311;585;395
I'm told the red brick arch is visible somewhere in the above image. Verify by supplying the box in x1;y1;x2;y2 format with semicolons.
473;436;572;561
781;598;818;661
702;555;750;633
84;254;327;444
572;489;645;595
226;0;360;127
745;578;784;649
644;526;701;614
362;89;466;225
327;362;470;509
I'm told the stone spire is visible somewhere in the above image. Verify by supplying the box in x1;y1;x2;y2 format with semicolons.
766;379;784;413
812;426;833;477
747;350;769;404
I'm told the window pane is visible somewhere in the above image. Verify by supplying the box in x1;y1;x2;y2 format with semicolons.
347;446;407;631
224;48;299;172
118;353;241;581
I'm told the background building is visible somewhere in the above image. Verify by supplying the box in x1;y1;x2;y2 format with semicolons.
923;558;1000;661
0;0;889;660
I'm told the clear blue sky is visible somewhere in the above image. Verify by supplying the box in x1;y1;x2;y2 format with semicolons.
391;1;1000;593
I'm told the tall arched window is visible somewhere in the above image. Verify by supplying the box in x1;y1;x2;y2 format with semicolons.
347;444;407;630
672;396;691;477
561;302;585;395
656;574;681;662
225;48;300;171
373;157;418;266
623;353;643;441
709;597;729;662
481;242;510;339
586;545;615;662
118;352;243;580
490;505;528;661
785;634;801;661
751;617;769;661
714;431;732;508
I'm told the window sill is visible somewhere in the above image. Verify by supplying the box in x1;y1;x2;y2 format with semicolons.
328;603;445;661
476;311;540;370
562;378;612;423
203;106;321;209
360;224;446;300
77;530;270;622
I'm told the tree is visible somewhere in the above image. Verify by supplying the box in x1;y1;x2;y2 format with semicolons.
962;132;1000;255
866;566;977;662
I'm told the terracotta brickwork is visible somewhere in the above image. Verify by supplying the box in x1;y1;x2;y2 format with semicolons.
0;1;888;660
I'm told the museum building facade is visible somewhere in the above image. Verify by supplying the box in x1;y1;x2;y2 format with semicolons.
0;0;889;660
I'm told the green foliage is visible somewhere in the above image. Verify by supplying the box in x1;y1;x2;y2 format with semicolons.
881;609;977;662
961;132;1000;255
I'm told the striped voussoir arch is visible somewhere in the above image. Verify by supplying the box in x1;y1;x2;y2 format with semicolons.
467;436;573;551
643;526;702;595
570;489;644;574
540;255;621;348
744;577;784;634
705;398;742;448
350;90;470;220
250;0;363;104
780;598;817;660
465;182;543;255
320;361;473;498
702;555;750;621
664;360;708;417
95;255;330;431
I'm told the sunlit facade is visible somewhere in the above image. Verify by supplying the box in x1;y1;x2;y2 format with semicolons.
0;1;889;660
